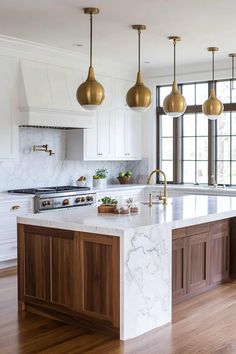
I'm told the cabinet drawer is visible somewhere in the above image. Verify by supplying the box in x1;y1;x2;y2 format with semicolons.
209;219;229;234
0;200;33;215
173;228;187;240
186;223;209;236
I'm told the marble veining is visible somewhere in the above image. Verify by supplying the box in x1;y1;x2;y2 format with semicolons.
0;127;148;191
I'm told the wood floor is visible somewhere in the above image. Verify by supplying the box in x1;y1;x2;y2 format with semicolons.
1;276;236;354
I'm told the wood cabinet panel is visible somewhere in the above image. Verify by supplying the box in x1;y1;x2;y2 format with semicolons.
79;233;120;328
25;233;51;301
210;231;229;285
187;232;210;294
173;219;230;303
51;236;75;309
172;237;187;302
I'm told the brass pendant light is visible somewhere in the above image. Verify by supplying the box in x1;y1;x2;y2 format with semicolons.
126;25;152;112
77;8;105;110
202;47;223;120
229;53;236;90
163;36;186;118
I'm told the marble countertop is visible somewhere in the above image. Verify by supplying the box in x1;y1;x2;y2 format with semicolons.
18;195;236;237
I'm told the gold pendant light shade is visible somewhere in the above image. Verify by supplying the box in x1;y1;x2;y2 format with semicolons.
126;25;151;112
202;88;223;120
77;66;104;110
77;8;105;110
163;80;186;117
163;36;186;118
202;47;223;120
126;71;151;112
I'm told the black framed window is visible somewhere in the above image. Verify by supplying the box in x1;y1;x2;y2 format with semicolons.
156;79;236;185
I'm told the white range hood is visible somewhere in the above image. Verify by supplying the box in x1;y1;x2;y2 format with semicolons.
19;59;95;128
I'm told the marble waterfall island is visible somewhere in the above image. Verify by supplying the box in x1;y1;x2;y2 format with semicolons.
17;195;236;340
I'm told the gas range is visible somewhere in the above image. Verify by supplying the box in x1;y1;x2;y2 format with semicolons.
8;186;96;213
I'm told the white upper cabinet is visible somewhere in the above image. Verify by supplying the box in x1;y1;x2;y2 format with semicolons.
115;109;142;160
0;56;18;160
96;75;114;110
115;79;133;109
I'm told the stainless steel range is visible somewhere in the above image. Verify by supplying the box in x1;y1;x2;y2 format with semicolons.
8;186;96;213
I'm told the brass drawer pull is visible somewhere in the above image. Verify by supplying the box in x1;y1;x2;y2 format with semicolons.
12;205;21;210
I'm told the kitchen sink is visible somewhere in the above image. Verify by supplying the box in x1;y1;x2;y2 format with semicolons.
141;201;162;205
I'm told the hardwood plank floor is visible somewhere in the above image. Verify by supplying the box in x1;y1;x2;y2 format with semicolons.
1;276;236;353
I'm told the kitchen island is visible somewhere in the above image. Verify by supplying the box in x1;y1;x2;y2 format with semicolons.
17;195;236;340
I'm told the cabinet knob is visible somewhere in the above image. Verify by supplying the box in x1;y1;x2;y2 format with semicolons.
97;153;103;156
12;205;20;210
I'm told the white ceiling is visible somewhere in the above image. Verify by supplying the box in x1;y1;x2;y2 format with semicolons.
0;0;235;72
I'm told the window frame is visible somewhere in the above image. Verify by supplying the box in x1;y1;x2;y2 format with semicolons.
156;79;236;186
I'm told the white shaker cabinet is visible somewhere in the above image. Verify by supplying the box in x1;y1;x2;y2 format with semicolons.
0;56;18;160
0;197;34;262
115;109;142;160
115;79;133;109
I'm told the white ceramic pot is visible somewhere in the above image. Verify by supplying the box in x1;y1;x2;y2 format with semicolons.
76;180;86;187
93;178;107;189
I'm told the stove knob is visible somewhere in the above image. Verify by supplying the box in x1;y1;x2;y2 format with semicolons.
63;199;70;206
86;195;93;201
75;197;81;203
81;197;85;202
42;200;50;207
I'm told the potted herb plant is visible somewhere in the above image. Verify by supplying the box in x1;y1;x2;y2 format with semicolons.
117;171;133;184
93;168;108;189
98;196;118;213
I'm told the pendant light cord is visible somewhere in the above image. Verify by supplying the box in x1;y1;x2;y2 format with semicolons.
232;56;235;81
212;50;215;89
90;13;93;67
173;39;176;81
138;29;141;72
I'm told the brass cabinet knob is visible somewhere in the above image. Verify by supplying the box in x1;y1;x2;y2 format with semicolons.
12;205;20;210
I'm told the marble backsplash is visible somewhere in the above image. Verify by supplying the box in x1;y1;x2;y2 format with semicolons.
0;127;148;191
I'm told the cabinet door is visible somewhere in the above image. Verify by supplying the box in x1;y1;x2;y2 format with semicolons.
172;237;187;303
187;232;210;295
84;115;98;160
97;110;114;159
24;233;51;301
209;220;229;285
124;110;141;159
0;56;18;159
51;235;75;309
78;233;119;328
114;109;125;159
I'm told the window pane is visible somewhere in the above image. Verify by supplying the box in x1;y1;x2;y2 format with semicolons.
232;81;236;102
161;161;173;181
183;114;195;136
217;161;230;184
196;161;208;183
159;86;171;106
232;162;236;184
182;84;195;105
197;137;208;160
196;113;208;136
231;112;236;135
217;136;230;160
196;83;208;105
161;115;173;137
162;137;173;160
183;137;195;160
217;112;230;135
183;161;195;183
217;81;230;103
232;136;236;160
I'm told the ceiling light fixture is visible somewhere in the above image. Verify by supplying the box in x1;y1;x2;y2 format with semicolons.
229;53;236;90
126;25;152;112
76;7;105;110
163;36;186;118
202;47;223;120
